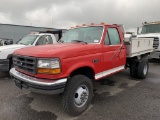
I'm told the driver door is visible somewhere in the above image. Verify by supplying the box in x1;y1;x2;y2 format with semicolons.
103;27;126;74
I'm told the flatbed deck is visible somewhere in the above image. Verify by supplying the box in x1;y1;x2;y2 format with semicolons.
124;37;154;58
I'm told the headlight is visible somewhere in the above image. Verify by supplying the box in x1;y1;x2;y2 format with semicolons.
37;58;61;74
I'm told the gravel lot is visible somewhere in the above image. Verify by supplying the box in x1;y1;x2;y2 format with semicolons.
0;59;160;120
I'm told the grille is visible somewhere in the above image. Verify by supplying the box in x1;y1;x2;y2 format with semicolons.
153;37;159;49
13;55;37;74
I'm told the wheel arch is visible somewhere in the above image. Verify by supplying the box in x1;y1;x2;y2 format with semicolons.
7;54;13;59
7;54;13;68
69;66;95;80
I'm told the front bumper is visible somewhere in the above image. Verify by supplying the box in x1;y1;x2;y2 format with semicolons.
0;59;9;71
10;68;67;94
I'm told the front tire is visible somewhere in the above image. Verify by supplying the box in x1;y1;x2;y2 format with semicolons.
62;75;93;116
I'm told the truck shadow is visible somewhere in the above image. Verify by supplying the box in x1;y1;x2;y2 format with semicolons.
92;70;141;102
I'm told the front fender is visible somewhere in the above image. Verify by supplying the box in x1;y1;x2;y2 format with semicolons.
7;54;13;59
62;59;95;77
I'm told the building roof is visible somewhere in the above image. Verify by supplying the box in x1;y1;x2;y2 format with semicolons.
0;23;66;31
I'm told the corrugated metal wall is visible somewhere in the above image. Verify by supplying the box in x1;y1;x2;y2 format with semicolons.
0;24;64;43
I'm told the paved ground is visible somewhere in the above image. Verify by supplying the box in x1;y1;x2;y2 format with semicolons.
0;59;160;120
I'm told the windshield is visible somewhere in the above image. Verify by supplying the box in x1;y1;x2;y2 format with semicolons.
17;35;38;45
60;26;103;43
141;24;160;34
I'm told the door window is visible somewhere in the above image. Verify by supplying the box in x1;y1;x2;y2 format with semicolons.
104;28;120;45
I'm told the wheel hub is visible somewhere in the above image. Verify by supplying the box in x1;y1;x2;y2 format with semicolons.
74;85;89;107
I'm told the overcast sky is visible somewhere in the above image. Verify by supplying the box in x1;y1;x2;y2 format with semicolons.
0;0;160;32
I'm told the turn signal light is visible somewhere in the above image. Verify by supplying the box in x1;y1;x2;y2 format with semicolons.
37;68;61;74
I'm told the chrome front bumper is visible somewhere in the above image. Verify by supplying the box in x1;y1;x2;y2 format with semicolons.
10;68;67;94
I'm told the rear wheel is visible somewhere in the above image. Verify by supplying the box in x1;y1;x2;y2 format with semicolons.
62;75;93;116
137;60;149;79
130;61;138;78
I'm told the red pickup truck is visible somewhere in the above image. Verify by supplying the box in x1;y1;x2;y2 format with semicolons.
10;23;153;116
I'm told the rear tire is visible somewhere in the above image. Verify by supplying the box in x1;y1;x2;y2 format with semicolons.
137;60;149;79
62;75;93;116
130;61;138;78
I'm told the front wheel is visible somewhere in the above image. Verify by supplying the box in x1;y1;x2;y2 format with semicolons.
62;75;93;116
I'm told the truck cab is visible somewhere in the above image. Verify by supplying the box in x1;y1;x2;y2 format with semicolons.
0;32;57;72
137;21;160;59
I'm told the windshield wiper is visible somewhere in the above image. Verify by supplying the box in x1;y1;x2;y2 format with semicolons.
71;40;87;44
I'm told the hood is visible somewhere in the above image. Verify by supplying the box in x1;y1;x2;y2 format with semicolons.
0;44;26;51
14;43;102;59
137;33;160;38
